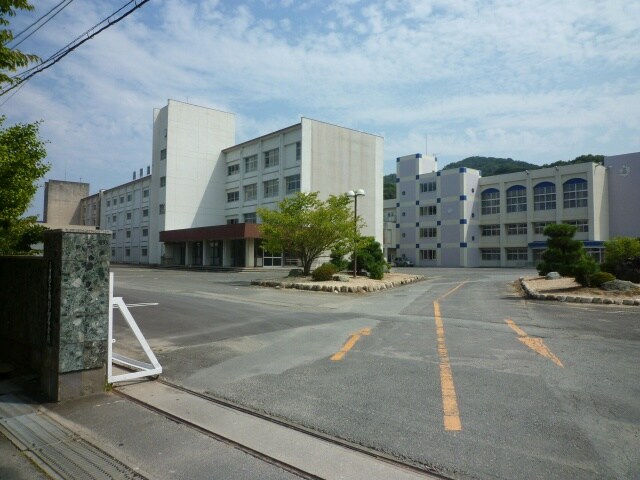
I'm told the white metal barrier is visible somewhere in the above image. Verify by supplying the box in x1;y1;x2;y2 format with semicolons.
108;272;162;383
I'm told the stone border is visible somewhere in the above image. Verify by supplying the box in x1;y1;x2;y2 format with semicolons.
251;275;425;293
519;278;640;306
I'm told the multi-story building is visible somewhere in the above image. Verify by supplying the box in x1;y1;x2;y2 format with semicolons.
393;152;639;268
69;100;383;268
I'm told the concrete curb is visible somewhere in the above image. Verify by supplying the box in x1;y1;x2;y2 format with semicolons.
251;275;425;293
519;278;640;306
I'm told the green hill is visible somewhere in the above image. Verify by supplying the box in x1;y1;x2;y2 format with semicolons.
442;154;603;177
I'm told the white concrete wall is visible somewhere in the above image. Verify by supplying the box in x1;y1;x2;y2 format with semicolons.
303;118;383;245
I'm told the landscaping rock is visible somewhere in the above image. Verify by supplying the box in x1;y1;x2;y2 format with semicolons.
332;274;351;282
288;268;305;277
546;272;561;280
601;279;639;292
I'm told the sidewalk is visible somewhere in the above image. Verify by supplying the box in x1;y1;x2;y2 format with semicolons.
1;375;439;480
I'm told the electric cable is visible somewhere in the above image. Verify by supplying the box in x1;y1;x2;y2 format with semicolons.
0;0;150;98
8;0;74;49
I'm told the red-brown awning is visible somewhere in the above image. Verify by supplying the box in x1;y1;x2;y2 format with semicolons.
159;223;261;242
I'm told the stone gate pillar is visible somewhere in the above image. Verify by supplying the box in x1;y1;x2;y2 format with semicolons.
41;228;111;401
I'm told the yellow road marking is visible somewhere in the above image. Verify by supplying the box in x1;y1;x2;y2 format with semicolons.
331;328;371;361
434;300;462;431
505;319;564;367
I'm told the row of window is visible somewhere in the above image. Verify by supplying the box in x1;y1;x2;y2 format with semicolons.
226;212;258;224
481;220;589;236
105;189;149;208
480;248;529;261
111;228;149;240
227;175;300;203
106;209;150;226
227;143;301;177
111;247;148;258
481;179;588;215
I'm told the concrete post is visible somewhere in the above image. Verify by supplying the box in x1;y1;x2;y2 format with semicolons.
41;229;111;401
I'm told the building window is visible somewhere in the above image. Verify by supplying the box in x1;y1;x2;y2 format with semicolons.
106;200;111;207
244;155;258;173
160;176;166;187
243;212;257;224
264;148;279;169
127;193;132;202
143;189;149;198
563;178;588;208
142;208;148;218
481;188;500;215
506;185;526;212
111;231;116;239
120;195;124;204
564;219;589;232
296;141;301;161
126;230;131;238
533;221;554;234
534;182;556;211
420;181;437;193
126;212;132;221
111;248;115;257
142;228;148;237
159;204;165;214
419;205;437;216
420;249;437;260
112;214;116;223
263;179;279;198
227;218;239;224
481;224;500;236
419;227;437;238
141;248;148;257
506;223;527;235
286;174;300;194
481;248;501;261
160;148;167;160
227;190;239;203
125;248;131;257
227;163;240;176
506;248;528;261
244;183;257;202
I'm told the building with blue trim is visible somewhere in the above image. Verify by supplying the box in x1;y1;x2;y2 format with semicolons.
389;152;639;267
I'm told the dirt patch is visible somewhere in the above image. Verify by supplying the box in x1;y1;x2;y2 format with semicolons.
523;277;640;298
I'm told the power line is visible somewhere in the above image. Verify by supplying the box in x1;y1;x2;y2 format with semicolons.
0;0;150;98
8;0;75;50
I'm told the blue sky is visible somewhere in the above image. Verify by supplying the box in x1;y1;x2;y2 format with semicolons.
3;0;639;218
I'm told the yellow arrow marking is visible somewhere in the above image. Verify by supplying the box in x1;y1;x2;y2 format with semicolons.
331;328;371;361
505;319;564;367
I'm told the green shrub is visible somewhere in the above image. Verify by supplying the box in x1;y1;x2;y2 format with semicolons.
330;243;350;272
368;263;384;280
312;263;338;281
590;271;616;288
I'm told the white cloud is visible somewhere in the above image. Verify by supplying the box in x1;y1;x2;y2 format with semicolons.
3;0;639;218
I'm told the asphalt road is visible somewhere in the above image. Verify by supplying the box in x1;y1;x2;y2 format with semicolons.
112;266;640;480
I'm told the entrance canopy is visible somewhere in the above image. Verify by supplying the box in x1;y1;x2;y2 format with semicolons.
159;223;261;242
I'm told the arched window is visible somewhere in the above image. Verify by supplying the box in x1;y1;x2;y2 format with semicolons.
506;185;526;213
481;188;500;215
533;182;556;211
563;178;587;208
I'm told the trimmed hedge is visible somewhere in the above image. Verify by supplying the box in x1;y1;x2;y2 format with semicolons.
312;263;338;281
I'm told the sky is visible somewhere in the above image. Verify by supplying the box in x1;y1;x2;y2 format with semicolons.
3;0;639;218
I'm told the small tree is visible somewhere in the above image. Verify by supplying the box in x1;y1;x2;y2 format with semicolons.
537;223;598;286
0;117;49;254
348;236;386;279
257;192;362;275
602;237;640;274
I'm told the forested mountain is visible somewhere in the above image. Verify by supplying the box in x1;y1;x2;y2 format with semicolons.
383;154;603;199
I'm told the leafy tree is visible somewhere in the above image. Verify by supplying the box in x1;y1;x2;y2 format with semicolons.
0;117;49;254
329;242;350;272
537;223;598;286
1;1;40;86
602;237;640;274
257;192;362;275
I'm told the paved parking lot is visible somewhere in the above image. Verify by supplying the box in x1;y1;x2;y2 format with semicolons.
112;266;640;480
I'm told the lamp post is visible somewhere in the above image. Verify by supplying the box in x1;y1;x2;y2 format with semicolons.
346;189;365;278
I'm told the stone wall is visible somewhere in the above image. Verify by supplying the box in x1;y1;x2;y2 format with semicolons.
0;255;47;373
0;229;110;401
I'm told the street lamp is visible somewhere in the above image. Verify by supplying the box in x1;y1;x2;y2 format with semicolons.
346;189;365;278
